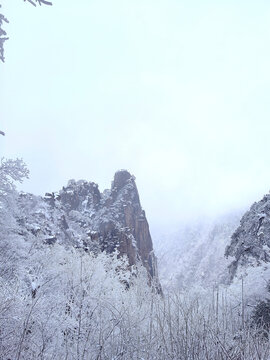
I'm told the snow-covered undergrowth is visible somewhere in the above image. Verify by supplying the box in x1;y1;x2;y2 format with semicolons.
1;158;270;360
1;245;270;360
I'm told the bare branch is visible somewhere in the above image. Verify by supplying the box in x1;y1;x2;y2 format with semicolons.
0;7;9;62
24;0;53;6
24;0;37;6
38;0;53;5
0;1;53;62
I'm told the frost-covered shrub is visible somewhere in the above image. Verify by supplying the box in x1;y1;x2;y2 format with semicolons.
2;246;270;360
253;299;270;333
0;158;30;285
1;157;270;359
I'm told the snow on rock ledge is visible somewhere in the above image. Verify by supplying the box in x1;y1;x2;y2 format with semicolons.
226;192;270;282
17;170;158;281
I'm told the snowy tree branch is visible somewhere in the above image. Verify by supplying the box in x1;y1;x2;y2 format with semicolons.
0;6;9;62
24;0;53;7
0;0;53;62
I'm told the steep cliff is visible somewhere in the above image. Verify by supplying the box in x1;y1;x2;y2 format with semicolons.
225;193;270;281
16;170;158;280
225;192;270;324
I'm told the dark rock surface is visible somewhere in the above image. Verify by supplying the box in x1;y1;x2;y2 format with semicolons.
16;170;158;280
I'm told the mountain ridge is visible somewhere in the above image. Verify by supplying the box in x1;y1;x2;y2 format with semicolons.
16;169;159;281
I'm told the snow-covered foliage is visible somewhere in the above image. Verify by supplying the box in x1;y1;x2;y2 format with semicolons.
0;158;29;282
221;191;270;326
1;246;270;360
0;157;29;230
0;206;269;360
0;157;29;195
226;193;270;280
1;159;270;359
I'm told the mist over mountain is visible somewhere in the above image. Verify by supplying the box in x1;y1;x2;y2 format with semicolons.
155;211;243;289
2;0;270;357
2;157;270;358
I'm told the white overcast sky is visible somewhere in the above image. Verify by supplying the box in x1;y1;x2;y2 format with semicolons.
1;0;270;231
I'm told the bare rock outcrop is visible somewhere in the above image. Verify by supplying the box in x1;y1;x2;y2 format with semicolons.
17;170;158;281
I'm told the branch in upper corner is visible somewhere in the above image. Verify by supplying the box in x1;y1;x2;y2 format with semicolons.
38;0;53;5
25;0;37;6
24;0;53;6
0;8;9;63
0;0;53;62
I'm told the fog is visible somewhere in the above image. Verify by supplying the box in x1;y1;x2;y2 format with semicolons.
1;0;270;232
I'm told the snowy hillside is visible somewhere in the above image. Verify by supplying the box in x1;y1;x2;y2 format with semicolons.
2;158;270;359
155;212;243;289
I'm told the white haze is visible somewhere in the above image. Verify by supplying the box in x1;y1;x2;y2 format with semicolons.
1;0;270;232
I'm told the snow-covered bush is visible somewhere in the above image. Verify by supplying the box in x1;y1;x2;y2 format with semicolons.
0;158;29;279
2;244;270;360
0;158;270;359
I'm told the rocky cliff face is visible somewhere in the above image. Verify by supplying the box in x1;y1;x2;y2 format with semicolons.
225;193;270;281
16;170;158;280
225;193;270;324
